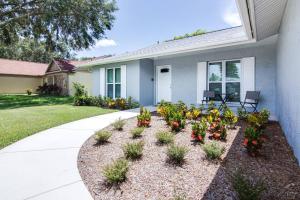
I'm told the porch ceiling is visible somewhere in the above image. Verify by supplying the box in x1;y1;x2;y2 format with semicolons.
251;0;288;40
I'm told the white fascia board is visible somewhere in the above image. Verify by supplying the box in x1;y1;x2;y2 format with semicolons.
235;0;255;40
79;38;256;68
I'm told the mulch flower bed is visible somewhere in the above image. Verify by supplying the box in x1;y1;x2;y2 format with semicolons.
78;115;300;200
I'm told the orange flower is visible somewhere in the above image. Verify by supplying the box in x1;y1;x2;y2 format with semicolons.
243;138;248;146
252;140;258;145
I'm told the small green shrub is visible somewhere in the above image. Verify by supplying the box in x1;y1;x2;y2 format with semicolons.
103;158;129;184
131;127;144;138
202;141;225;160
156;131;174;145
232;170;266;200
167;144;188;164
123;141;144;160
94;130;112;144
113;117;126;131
26;89;33;95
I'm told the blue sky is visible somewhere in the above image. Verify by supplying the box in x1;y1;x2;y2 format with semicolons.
76;0;241;58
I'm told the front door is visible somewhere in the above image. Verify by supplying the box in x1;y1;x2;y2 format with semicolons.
156;65;171;103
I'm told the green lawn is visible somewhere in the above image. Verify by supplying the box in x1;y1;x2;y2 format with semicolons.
0;95;115;148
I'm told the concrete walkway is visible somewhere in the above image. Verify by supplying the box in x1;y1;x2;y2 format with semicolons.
0;107;155;200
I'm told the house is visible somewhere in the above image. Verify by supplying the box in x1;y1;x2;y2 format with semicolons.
0;59;48;94
79;0;300;162
0;58;99;95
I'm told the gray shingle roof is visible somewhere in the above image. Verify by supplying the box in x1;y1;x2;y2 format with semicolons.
79;26;248;67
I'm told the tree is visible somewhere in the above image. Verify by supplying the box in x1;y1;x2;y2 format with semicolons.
0;38;74;63
0;0;117;53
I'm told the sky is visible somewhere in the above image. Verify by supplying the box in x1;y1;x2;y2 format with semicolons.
75;0;241;58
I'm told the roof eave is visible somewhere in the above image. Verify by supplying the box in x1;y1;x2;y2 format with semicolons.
79;38;255;68
235;0;257;40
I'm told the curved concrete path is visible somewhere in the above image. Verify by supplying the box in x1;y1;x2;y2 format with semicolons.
0;107;155;200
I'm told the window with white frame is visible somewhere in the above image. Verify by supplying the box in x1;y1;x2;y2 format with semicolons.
208;60;241;102
106;67;121;99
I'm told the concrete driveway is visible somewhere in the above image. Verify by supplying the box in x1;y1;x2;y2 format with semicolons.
0;107;155;200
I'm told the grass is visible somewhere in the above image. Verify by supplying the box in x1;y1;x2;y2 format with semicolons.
156;131;174;145
202;141;225;160
95;130;112;144
112;117;126;131
123;141;144;160
0;95;115;148
167;144;188;165
130;127;144;138
231;170;266;200
103;158;129;184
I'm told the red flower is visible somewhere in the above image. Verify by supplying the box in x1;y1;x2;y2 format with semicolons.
198;135;203;141
191;133;196;139
243;138;248;146
252;140;258;145
172;121;179;128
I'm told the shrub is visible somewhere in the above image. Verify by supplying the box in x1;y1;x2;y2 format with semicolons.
191;118;207;143
127;96;140;109
131;127;144;138
203;141;225;160
103;158;129;184
237;107;248;119
113;117;125;131
186;105;201;120
26;89;32;95
224;108;238;129
123;141;144;160
232;170;266;200
167;144;188;164
137;107;151;127
37;83;62;96
247;109;270;130
94;130;112;144
156;131;174;144
170;111;186;132
208;100;216;111
73;82;88;106
209;118;227;141
243;127;264;156
115;98;127;110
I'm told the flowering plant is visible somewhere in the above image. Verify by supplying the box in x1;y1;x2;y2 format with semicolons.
243;127;264;156
137;107;151;127
186;105;201;120
170;111;186;132
191;119;207;143
224;108;238;129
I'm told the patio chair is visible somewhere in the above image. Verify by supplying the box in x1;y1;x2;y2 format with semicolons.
240;91;260;112
202;90;215;105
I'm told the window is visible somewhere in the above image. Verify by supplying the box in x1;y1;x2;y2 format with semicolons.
208;60;241;102
106;67;121;98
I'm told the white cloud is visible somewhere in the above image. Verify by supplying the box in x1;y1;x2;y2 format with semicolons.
222;2;242;27
95;39;117;48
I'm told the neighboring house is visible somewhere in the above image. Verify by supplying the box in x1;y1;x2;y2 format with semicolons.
0;59;47;94
79;0;300;162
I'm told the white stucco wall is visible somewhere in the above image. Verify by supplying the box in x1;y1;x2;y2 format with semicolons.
276;0;300;163
68;71;92;96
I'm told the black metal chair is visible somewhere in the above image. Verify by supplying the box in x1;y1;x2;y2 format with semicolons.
202;90;215;105
240;91;260;112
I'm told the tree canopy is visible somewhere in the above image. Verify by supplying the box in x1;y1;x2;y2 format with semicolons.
0;38;74;63
0;0;117;58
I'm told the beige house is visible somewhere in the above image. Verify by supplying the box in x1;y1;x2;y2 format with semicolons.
0;59;47;94
0;58;93;95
